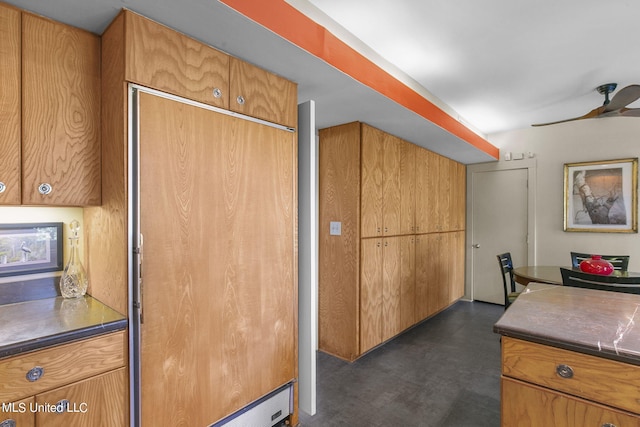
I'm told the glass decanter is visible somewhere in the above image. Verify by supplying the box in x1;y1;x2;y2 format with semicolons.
60;220;89;298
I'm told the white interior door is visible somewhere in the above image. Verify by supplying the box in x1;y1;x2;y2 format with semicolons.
471;168;528;304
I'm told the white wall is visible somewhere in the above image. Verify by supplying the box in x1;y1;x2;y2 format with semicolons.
487;117;640;271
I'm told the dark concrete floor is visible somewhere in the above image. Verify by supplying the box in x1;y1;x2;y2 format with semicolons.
298;300;504;427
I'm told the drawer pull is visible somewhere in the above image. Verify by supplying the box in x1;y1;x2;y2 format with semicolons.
26;366;44;382
556;364;574;379
0;420;17;427
602;424;617;427
56;399;70;413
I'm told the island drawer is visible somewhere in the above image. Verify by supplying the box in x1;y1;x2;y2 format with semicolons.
0;330;126;402
502;377;640;426
502;337;640;415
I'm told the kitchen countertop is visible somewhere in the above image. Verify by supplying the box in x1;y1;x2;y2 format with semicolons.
0;296;127;359
494;282;640;365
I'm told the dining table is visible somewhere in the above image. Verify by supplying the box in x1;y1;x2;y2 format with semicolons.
513;265;640;286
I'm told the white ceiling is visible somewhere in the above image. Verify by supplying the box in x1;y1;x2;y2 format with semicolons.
7;0;640;164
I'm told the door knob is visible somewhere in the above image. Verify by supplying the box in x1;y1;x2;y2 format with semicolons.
472;244;480;248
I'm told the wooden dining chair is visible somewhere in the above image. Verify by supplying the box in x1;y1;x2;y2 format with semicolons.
497;253;520;309
570;252;630;271
560;268;640;294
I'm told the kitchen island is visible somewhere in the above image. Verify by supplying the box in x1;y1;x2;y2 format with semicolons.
0;293;127;426
494;282;640;426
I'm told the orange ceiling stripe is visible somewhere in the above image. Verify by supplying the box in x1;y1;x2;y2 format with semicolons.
220;0;499;159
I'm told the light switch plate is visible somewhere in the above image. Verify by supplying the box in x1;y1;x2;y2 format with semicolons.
329;221;342;236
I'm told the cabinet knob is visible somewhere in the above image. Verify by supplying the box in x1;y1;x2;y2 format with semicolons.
55;399;70;413
26;366;44;382
0;419;16;427
236;95;245;105
0;182;5;193
38;183;52;195
212;88;222;98
602;424;617;427
555;364;574;379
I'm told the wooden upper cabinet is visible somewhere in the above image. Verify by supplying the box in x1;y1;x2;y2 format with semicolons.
361;125;415;237
415;149;437;233
398;140;416;235
125;11;230;109
21;13;101;206
450;161;466;231
230;57;297;128
0;3;21;205
361;125;384;238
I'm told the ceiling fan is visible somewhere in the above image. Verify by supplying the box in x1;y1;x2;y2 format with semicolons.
532;83;640;126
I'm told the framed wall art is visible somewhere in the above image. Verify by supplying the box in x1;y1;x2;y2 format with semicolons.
564;158;638;233
0;223;63;277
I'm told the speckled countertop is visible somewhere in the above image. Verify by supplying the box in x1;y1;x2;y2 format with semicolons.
494;282;640;365
0;296;127;359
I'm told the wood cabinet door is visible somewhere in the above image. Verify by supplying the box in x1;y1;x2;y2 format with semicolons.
0;3;21;205
399;142;416;235
414;235;429;321
360;238;383;354
449;231;465;303
125;11;229;110
229;57;297;128
381;237;401;342
415;233;449;320
502;377;640;427
361;125;384;238
35;368;127;427
449;161;466;231
437;155;452;232
427;232;450;315
138;92;295;426
0;397;34;427
382;134;401;236
399;235;416;331
415;149;437;233
21;13;101;206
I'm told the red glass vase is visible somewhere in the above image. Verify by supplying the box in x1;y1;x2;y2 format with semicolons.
579;255;614;276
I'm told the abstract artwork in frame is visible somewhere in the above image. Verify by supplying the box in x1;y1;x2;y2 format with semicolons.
564;158;638;233
0;223;63;277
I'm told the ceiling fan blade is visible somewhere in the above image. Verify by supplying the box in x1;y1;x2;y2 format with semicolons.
619;107;640;117
604;85;640;112
532;105;605;127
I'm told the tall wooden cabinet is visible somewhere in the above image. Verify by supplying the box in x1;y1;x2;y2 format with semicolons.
85;10;298;427
319;121;466;361
0;4;101;206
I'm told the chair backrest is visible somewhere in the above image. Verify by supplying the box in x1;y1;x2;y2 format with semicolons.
560;268;640;294
570;252;630;271
497;253;516;307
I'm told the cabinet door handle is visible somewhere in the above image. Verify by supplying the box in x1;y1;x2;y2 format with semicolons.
0;419;17;427
236;95;245;105
0;182;6;193
601;424;617;427
38;183;53;195
55;399;70;413
556;364;574;379
26;366;44;382
212;88;222;98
